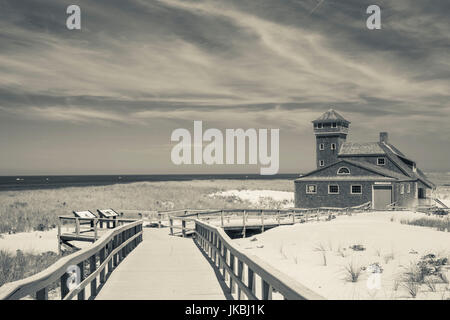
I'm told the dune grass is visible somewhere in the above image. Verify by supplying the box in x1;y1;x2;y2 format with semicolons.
0;249;61;287
400;216;450;232
0;179;294;234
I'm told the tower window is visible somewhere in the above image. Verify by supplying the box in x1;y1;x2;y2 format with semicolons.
377;157;386;166
319;143;324;150
407;184;411;193
351;185;362;194
400;184;405;194
332;122;337;128
319;160;325;167
337;167;350;175
328;185;339;194
306;185;317;194
331;143;336;150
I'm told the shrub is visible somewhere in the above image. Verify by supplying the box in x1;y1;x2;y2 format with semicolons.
344;262;362;282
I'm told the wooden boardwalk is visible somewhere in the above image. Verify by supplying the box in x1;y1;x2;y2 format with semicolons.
96;228;229;300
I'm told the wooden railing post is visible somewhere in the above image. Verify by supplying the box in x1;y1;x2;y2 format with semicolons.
248;268;255;296
94;218;98;241
292;211;295;224
57;219;62;256
242;210;246;238
36;287;48;300
237;260;244;299
230;253;236;294
169;218;173;236
90;254;97;297
99;247;106;284
60;272;69;300
77;261;85;300
277;210;280;225
222;246;228;279
182;219;186;238
261;210;264;232
221;210;224;227
75;217;80;236
262;279;272;300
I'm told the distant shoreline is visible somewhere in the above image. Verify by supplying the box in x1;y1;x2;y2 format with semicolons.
0;174;301;191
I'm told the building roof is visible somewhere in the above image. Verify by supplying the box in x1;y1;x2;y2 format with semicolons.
338;141;435;188
312;109;350;123
295;159;413;182
339;142;385;155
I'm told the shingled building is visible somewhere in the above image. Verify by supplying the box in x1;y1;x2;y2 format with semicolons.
294;109;435;209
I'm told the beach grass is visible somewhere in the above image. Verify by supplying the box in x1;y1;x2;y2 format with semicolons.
0;249;61;287
0;179;293;234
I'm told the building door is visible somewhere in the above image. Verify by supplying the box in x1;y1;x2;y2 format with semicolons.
372;185;392;210
418;188;425;199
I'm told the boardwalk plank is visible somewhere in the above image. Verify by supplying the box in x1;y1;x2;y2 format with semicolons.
96;228;227;300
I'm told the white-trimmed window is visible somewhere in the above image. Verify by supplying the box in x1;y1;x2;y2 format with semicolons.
351;185;362;194
407;184;411;193
328;185;339;194
377;157;386;166
400;184;404;194
331;143;336;150
332;122;337;128
319;160;325;167
306;185;317;194
337;167;350;175
319;143;324;150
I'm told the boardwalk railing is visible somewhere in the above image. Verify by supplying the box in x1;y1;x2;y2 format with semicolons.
193;219;325;300
0;220;143;300
168;202;372;237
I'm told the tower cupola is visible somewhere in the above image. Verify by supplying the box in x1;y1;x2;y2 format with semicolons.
312;109;350;168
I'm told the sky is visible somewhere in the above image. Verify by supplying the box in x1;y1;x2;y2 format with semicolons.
0;0;449;175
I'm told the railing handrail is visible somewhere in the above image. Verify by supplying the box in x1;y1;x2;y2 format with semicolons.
193;219;325;300
0;220;143;300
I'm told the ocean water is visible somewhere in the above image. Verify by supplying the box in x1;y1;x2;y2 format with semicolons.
0;174;300;191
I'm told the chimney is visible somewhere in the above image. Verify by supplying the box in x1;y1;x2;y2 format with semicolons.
379;132;388;144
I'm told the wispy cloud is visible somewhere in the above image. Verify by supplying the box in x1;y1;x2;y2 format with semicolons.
0;0;449;173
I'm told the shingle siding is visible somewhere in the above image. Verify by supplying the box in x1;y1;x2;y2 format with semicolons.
295;180;373;208
340;155;404;175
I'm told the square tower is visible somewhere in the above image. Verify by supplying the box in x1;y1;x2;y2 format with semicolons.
312;109;350;168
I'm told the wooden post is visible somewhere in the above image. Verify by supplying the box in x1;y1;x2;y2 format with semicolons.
90;254;97;297
277;210;280;225
222;246;228;279
221;210;224;227
261;210;264;232
182;219;186;238
248;268;255;296
57;220;62;255
242;210;246;238
169;218;173;236
60;272;69;300
77;261;85;300
262;279;272;300
75;217;80;236
94;218;98;241
36;287;48;300
158;213;162;229
237;260;244;299
230;254;235;294
99;247;106;283
292;211;295;224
